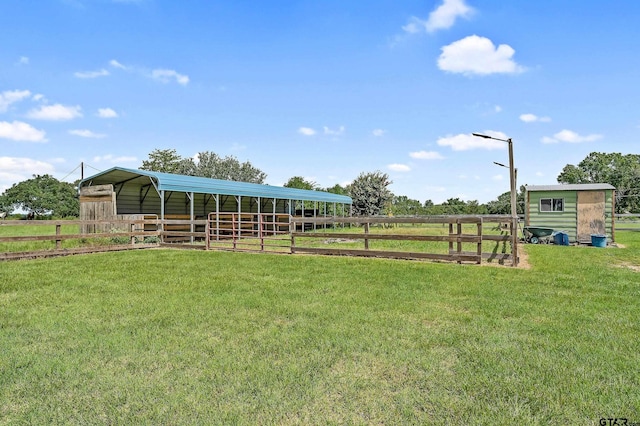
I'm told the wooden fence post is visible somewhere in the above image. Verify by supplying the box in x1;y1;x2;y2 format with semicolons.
55;224;62;250
364;222;370;250
448;221;454;254
513;217;519;267
476;220;482;264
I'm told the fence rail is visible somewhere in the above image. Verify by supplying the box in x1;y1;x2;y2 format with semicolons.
288;215;517;266
615;214;640;232
1;214;518;265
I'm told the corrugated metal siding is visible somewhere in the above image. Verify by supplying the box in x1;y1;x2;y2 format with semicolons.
526;189;614;242
115;186;291;216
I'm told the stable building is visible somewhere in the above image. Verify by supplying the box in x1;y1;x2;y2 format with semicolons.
524;184;616;243
78;167;352;227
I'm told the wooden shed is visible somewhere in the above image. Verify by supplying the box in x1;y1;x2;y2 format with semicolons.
524;184;616;243
78;167;352;229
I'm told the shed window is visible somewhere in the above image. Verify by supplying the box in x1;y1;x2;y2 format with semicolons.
540;198;564;212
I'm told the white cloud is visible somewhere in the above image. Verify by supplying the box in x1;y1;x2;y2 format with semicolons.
27;104;82;121
437;131;509;151
492;174;504;181
323;125;345;136
426;0;474;32
109;59;128;70
494;105;502;113
32;94;46;102
0;90;31;113
372;129;386;137
520;113;551;123
151;69;189;86
409;150;444;160
69;129;107;138
0;121;47;142
92;154;137;163
0;157;56;193
74;69;110;79
403;0;473;34
438;35;525;76
541;129;602;144
388;163;411;172
298;127;316;136
535;171;544;177
402;19;423;34
18;56;29;65
97;108;118;118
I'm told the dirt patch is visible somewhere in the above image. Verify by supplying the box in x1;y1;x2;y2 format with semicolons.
614;262;640;272
323;238;358;244
516;245;531;269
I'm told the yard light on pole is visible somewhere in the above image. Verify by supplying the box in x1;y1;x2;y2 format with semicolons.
472;132;519;266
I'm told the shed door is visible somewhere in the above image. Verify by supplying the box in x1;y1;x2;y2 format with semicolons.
577;191;605;242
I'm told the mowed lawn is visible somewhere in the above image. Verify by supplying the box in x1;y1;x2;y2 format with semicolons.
1;233;639;424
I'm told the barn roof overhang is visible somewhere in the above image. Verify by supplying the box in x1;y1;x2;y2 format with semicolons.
79;166;353;204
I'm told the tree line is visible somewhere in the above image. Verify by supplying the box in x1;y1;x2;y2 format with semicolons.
1;149;638;218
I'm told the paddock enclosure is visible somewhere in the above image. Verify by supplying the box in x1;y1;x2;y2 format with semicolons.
0;214;518;266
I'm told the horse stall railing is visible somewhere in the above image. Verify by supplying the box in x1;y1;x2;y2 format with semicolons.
159;215;208;245
290;215;517;266
206;213;292;253
0;218;161;261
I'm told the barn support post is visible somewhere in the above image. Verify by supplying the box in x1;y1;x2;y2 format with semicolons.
160;190;165;242
215;194;220;241
323;202;327;230
314;201;317;231
257;197;261;239
188;192;194;243
272;198;277;236
236;196;242;239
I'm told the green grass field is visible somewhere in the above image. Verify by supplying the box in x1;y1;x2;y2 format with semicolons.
1;232;639;424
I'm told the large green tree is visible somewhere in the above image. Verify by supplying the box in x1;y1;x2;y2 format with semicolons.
140;149;267;183
390;195;424;216
325;183;348;196
140;149;193;174
283;176;318;191
0;175;78;217
485;187;525;215
558;152;640;212
348;171;393;216
191;151;267;183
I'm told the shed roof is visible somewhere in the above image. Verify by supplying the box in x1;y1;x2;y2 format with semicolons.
525;183;615;192
79;167;352;204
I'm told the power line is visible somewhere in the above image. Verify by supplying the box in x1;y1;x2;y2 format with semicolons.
59;163;82;182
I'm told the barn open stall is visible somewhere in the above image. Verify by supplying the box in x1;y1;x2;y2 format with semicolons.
78;167;352;242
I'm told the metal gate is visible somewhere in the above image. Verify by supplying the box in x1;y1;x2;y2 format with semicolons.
206;213;292;253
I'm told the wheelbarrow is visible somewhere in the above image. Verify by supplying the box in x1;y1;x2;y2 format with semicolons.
523;226;554;244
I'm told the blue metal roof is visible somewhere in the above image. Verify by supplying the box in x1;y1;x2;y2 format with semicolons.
80;166;352;204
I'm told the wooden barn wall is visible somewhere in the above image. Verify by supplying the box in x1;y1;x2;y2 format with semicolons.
79;184;116;233
526;190;614;242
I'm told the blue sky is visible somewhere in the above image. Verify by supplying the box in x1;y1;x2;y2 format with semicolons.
1;0;639;203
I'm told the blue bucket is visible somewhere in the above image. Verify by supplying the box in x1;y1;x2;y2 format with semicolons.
553;231;569;246
591;234;607;248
